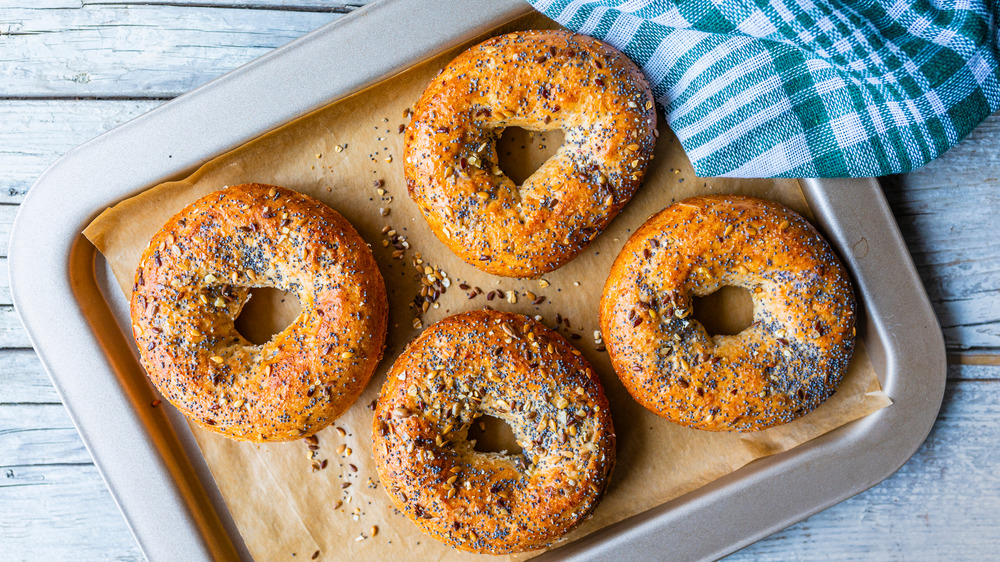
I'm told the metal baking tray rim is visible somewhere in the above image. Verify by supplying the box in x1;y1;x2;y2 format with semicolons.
8;0;947;559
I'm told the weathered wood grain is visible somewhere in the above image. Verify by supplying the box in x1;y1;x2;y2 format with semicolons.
1;258;9;306
0;350;61;404
883;114;1000;352
0;404;93;467
1;464;144;560
0;100;161;203
950;363;1000;380
0;205;14;256
0;204;28;348
0;307;31;349
0;347;139;557
0;5;341;97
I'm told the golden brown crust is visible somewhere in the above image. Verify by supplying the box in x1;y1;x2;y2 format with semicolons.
600;195;856;432
405;29;657;277
129;183;388;442
371;311;615;554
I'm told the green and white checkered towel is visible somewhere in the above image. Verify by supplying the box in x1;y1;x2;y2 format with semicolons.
527;0;1000;177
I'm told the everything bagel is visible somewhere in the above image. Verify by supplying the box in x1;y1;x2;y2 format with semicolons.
405;29;657;277
372;310;615;554
130;183;388;442
600;195;856;432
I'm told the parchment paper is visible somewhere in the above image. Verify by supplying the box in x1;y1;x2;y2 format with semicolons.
83;13;891;561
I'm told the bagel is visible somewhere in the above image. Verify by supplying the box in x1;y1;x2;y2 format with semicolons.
600;195;856;432
129;183;388;442
372;310;615;554
405;29;657;277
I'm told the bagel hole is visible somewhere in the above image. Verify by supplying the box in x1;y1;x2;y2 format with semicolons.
693;286;754;336
467;414;523;456
496;127;564;186
235;287;301;345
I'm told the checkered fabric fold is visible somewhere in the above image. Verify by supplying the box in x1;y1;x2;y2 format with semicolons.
527;0;1000;177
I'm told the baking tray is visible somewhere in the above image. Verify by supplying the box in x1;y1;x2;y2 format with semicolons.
7;0;947;559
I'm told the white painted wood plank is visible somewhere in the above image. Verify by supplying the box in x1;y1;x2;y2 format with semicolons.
0;350;60;404
0;259;9;306
0;200;24;354
1;464;143;560
0;100;161;204
0;5;341;97
883;115;1000;351
0;404;93;466
949;362;1000;380
0;205;13;257
1;307;31;349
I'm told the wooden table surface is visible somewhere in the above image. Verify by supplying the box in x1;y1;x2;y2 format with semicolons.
1;1;998;559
